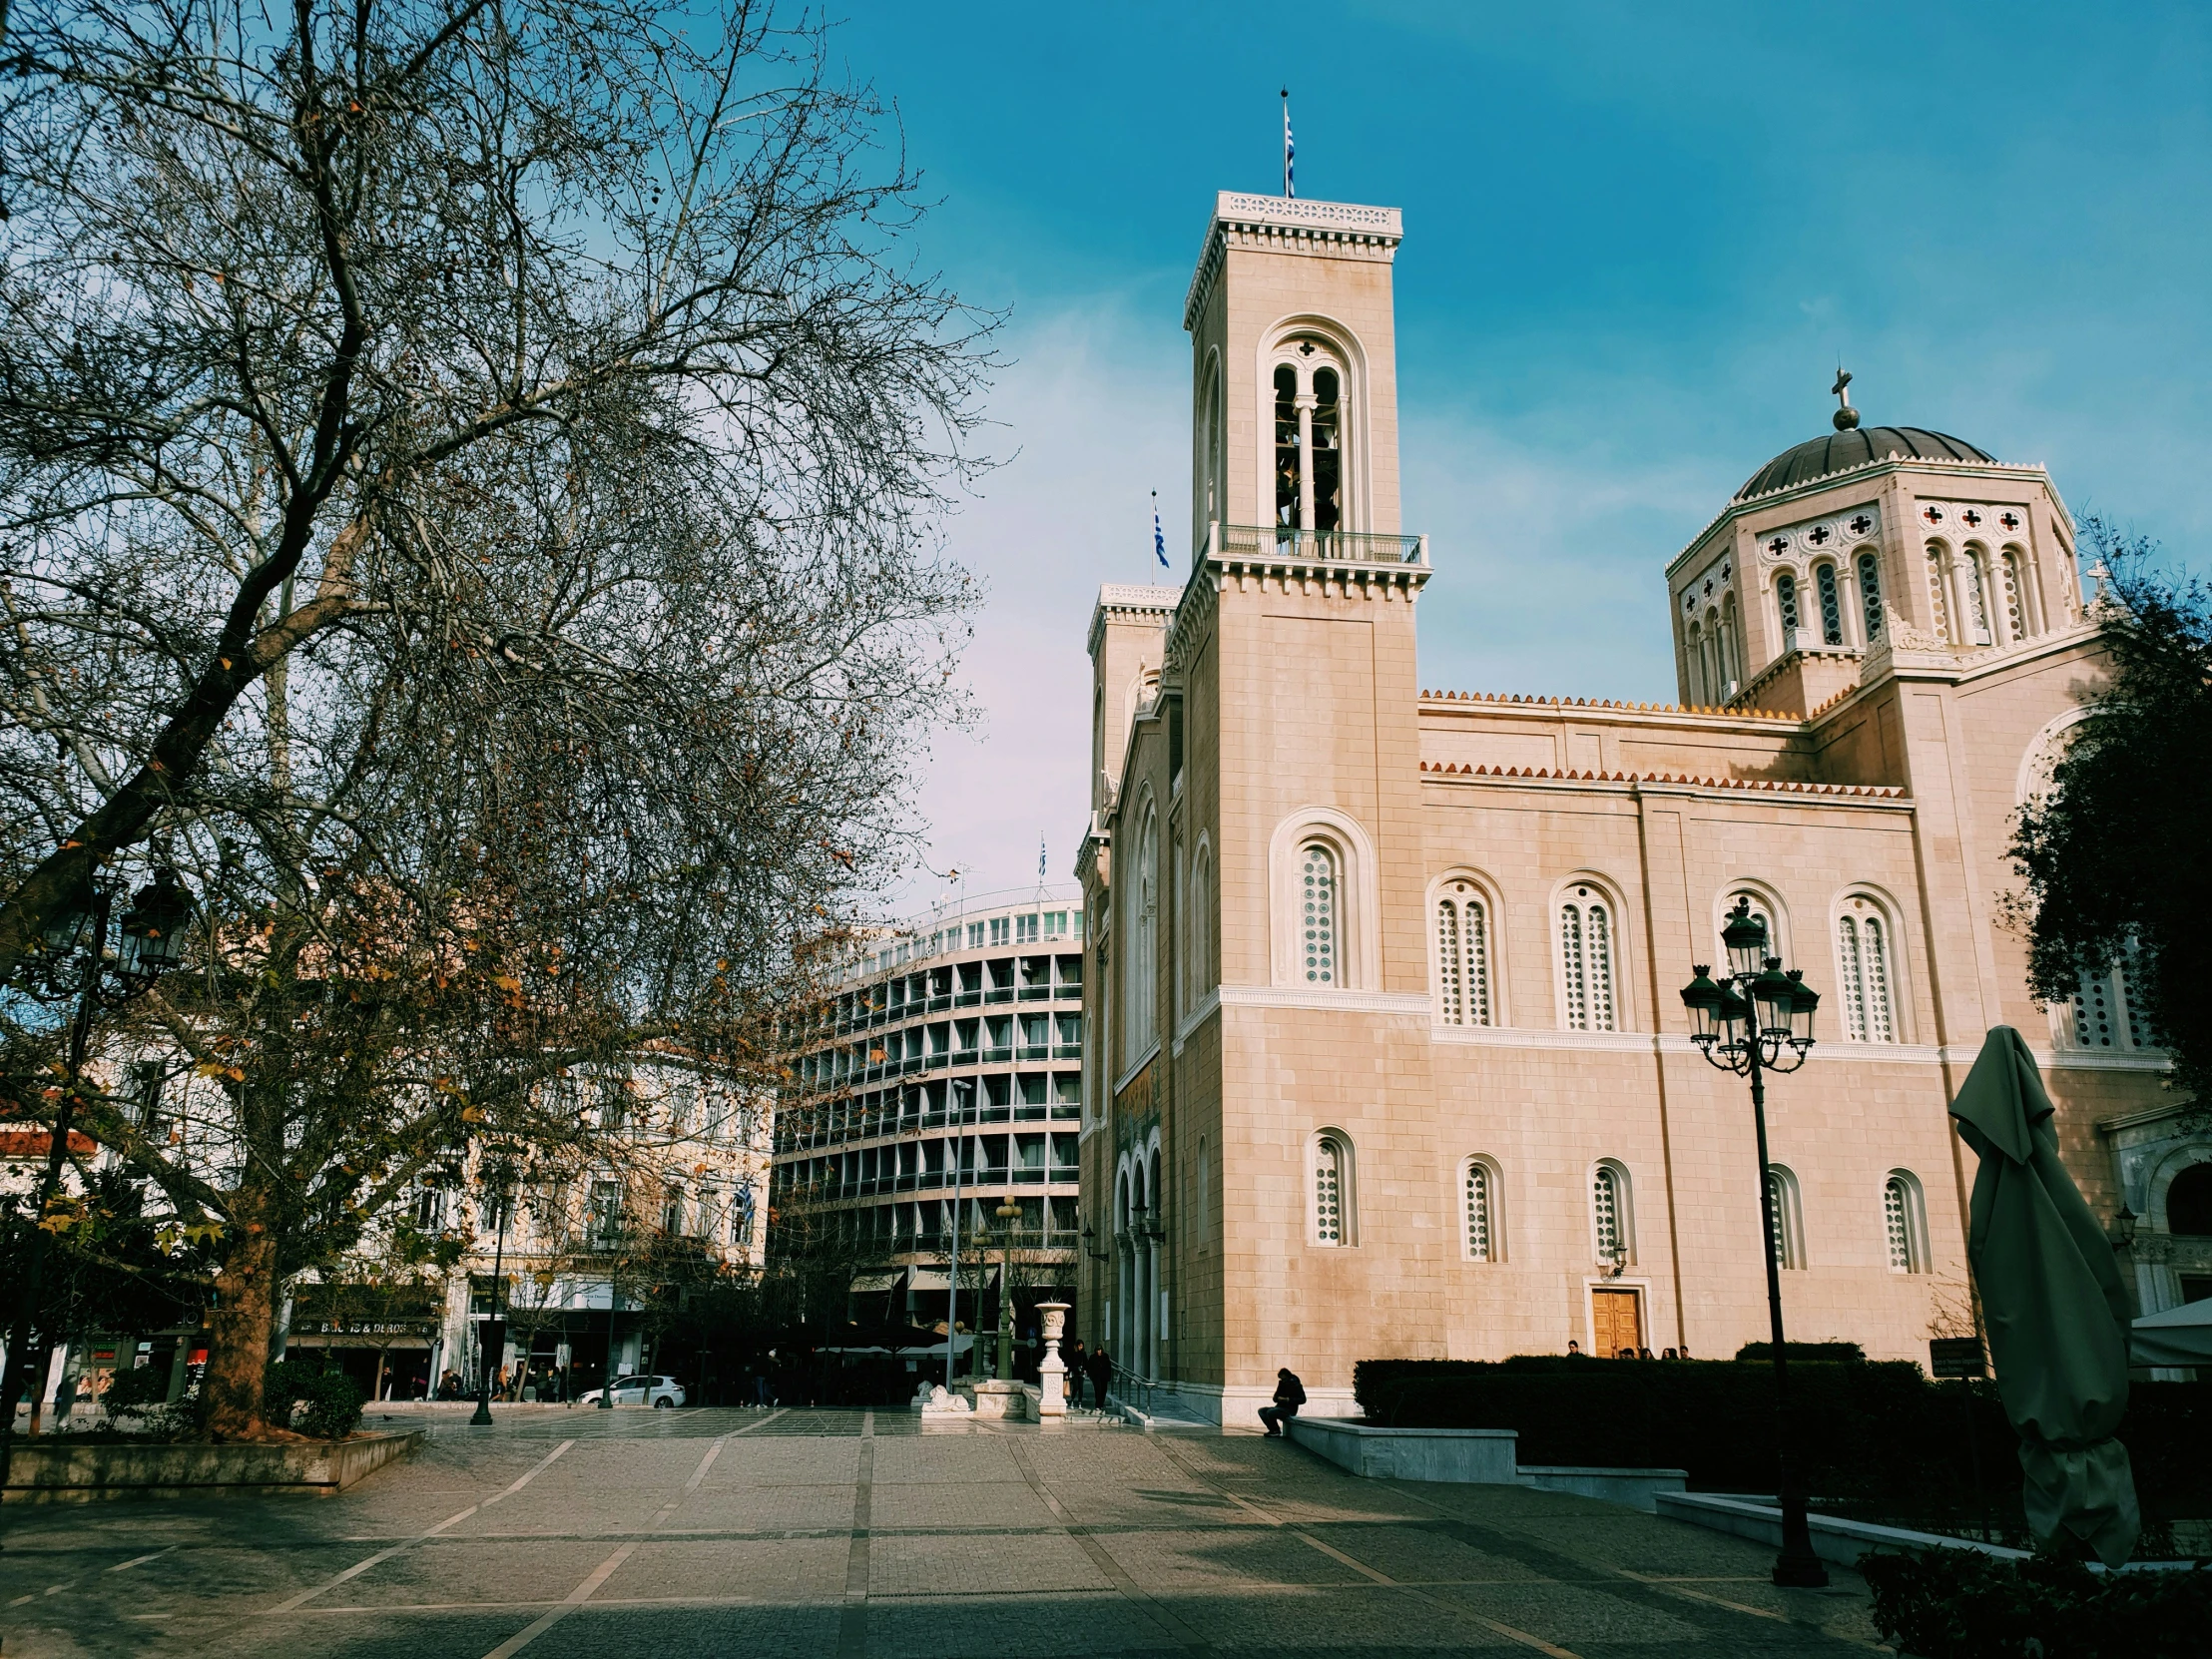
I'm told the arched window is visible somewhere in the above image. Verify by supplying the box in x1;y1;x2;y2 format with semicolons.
2000;549;2026;642
2165;1164;2212;1236
1775;573;1801;645
1857;550;1885;643
1836;899;1897;1043
1301;842;1339;985
1884;1171;1929;1273
1815;563;1844;646
1766;1166;1805;1270
1961;548;1994;645
1127;807;1160;1057
1925;545;1951;642
1273;363;1300;530
1463;1158;1499;1262
1434;887;1492;1026
1592;1163;1631;1264
1720;594;1741;693
1313;1132;1353;1246
1684;622;1705;703
2071;938;2159;1051
1191;841;1214;1003
1312;367;1343;533
1559;886;1617;1032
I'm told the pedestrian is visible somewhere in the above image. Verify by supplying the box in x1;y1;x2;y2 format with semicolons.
1258;1368;1305;1437
1068;1338;1089;1408
1087;1344;1113;1411
54;1373;78;1423
755;1370;774;1407
1565;1341;1581;1357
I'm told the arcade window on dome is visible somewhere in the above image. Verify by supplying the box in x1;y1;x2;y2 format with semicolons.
1273;344;1345;534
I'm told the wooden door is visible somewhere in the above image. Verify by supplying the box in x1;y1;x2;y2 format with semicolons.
1591;1288;1643;1358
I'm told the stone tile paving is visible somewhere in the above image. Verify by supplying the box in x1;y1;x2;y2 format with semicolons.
0;1405;1884;1656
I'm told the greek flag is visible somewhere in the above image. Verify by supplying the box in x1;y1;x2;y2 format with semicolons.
1283;90;1295;199
1153;491;1169;567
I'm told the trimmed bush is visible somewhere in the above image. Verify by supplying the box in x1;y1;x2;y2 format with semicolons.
266;1357;364;1440
1860;1547;2210;1658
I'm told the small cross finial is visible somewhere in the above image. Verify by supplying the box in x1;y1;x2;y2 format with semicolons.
1831;366;1860;432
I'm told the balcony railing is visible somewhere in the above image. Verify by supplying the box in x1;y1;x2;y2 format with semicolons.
1219;524;1427;565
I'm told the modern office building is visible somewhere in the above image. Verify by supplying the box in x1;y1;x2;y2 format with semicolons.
771;885;1087;1336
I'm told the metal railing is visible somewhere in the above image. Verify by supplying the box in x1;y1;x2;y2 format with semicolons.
1219;524;1426;564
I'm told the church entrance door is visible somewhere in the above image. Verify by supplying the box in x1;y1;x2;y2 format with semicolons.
1591;1288;1642;1358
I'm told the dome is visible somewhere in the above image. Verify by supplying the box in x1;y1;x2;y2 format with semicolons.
1735;426;1996;501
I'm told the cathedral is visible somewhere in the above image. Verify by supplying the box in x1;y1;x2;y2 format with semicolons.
1074;188;2208;1424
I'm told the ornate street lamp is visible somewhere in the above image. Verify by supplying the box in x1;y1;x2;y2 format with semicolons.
0;867;198;1526
471;1153;518;1426
1679;895;1829;1589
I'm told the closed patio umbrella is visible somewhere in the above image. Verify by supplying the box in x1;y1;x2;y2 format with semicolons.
1948;1026;2139;1565
2130;1299;2212;1369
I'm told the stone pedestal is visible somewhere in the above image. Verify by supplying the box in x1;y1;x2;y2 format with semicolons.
966;1379;1028;1419
1035;1301;1069;1419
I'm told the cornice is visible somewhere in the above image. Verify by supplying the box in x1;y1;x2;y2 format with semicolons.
1215;984;1432;1017
1207;549;1429;602
1418;759;1910;808
1184;192;1403;331
1087;583;1183;659
1665;457;2060;581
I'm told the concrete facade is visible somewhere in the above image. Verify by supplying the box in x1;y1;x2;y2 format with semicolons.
1075;189;2199;1427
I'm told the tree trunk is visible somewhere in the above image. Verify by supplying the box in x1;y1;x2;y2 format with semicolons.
203;1219;279;1437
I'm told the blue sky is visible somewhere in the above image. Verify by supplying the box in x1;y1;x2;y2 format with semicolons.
836;2;2212;906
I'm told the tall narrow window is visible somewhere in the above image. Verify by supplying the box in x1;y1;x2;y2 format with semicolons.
1685;623;1705;703
1435;891;1492;1026
1592;1165;1624;1262
1301;843;1338;985
1962;550;1993;644
1815;564;1844;646
1314;1134;1349;1246
1464;1161;1494;1262
2000;550;2025;642
2073;966;2115;1047
1837;908;1897;1043
1926;546;1950;642
1560;888;1616;1031
1858;550;1885;642
2119;940;2158;1050
1884;1173;1927;1273
1273;364;1300;530
1766;1167;1803;1270
1776;572;1801;641
1312;367;1343;533
1435;899;1463;1023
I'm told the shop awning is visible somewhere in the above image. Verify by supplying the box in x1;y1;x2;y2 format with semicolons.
849;1272;902;1293
903;1266;995;1293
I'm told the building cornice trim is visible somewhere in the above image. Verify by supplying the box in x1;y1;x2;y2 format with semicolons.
1172;986;1222;1055
1184;193;1403;330
1113;1043;1162;1101
1216;984;1432;1017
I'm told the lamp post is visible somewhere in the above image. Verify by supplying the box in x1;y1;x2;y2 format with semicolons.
1679;895;1828;1589
994;1196;1020;1382
0;868;195;1521
471;1154;517;1426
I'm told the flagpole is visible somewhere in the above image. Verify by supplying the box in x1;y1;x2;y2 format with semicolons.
1281;89;1294;200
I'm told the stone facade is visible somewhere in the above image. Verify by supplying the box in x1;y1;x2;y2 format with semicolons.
1075;189;2202;1426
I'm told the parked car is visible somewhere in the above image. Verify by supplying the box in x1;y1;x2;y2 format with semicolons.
577;1374;687;1408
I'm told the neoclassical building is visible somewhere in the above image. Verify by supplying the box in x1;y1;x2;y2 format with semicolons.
1074;188;2207;1424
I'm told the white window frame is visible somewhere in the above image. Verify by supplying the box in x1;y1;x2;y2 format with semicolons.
1430;872;1501;1027
1554;877;1627;1033
1268;809;1381;990
1832;889;1906;1044
1883;1170;1930;1274
1312;1130;1356;1248
1590;1160;1634;1266
1766;1164;1806;1271
1460;1155;1504;1263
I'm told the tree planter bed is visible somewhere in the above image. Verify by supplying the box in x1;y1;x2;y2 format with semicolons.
2;1428;422;1502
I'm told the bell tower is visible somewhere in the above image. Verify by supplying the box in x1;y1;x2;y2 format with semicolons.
1183;194;1404;561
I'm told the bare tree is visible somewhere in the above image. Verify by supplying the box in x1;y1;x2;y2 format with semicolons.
0;0;990;1433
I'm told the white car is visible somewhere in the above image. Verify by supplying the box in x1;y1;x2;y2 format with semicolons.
578;1374;686;1408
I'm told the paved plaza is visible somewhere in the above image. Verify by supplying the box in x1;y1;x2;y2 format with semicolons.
0;1407;1885;1657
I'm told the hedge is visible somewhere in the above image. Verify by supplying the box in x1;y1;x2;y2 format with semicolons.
1860;1548;2210;1659
1351;1358;2211;1535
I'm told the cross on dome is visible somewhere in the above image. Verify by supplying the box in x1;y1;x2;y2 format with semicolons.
1831;367;1860;432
